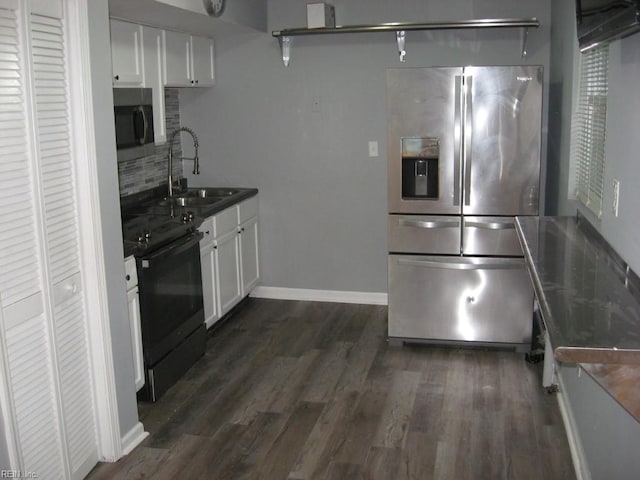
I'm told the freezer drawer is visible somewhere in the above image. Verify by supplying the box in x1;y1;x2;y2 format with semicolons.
388;255;533;345
389;215;460;255
462;216;523;256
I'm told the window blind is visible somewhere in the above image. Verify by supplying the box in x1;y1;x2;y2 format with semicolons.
572;44;609;218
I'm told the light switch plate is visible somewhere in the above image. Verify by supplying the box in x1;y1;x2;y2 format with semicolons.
368;141;378;157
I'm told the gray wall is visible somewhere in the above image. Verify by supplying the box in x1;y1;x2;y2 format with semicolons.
180;0;551;293
89;0;140;439
545;0;578;216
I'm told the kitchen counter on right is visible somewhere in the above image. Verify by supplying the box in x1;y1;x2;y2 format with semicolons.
515;214;640;365
516;214;640;422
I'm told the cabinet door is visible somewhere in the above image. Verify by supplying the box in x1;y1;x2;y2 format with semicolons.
127;287;145;392
163;30;191;86
240;217;259;295
200;242;219;328
142;26;166;143
110;19;144;86
190;35;215;86
215;231;241;316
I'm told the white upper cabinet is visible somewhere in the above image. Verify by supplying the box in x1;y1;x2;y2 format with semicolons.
163;30;215;87
142;25;167;143
190;35;215;86
110;19;144;86
162;30;191;86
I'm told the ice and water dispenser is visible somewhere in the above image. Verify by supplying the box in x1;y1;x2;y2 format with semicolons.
401;137;439;199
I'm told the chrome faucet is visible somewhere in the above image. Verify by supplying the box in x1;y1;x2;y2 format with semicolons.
168;126;200;197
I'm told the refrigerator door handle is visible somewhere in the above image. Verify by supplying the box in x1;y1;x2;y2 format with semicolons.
464;75;473;206
397;257;524;271
464;220;515;230
398;218;459;229
454;75;462;207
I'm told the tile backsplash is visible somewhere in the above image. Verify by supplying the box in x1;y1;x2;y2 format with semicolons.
118;88;183;197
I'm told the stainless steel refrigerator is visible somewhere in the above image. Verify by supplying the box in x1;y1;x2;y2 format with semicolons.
387;66;543;348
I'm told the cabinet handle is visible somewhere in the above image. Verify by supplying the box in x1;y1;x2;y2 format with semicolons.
114;74;119;81
206;230;210;235
191;80;195;84
126;274;130;281
195;79;199;84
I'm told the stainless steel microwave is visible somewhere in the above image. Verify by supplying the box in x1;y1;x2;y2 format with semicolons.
113;88;155;162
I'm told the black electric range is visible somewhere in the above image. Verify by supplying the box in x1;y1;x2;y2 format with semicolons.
121;195;207;402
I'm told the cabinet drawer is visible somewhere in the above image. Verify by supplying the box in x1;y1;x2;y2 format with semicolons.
198;216;215;247
214;206;238;237
388;215;460;255
462;216;522;256
238;196;258;224
124;255;138;290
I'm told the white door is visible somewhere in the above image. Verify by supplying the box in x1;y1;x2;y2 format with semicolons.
163;30;192;86
215;231;242;316
110;19;144;86
0;1;99;478
240;217;260;295
190;35;215;86
200;241;219;328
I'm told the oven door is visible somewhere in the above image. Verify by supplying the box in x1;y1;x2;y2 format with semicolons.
137;232;204;366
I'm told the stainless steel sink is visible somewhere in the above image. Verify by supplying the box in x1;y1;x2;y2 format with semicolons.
157;196;224;207
186;188;240;198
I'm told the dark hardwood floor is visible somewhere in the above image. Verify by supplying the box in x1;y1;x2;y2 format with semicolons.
87;298;576;480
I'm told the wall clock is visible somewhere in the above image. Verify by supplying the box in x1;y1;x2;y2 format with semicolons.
203;0;225;17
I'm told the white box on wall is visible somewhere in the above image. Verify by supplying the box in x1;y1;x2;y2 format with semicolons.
307;3;336;29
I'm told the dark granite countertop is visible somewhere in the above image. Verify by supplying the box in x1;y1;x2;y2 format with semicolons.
515;215;640;364
121;186;258;258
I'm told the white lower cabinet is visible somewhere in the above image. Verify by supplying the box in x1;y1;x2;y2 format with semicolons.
199;216;219;328
125;256;145;392
198;195;259;328
216;229;242;316
240;215;260;294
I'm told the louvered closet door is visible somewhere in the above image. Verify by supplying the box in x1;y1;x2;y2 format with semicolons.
0;1;66;478
0;1;98;479
30;10;98;479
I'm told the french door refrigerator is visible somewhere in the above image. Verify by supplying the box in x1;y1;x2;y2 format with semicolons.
387;66;542;348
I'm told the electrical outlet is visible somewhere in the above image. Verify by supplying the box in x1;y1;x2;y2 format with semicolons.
368;141;379;157
612;179;620;217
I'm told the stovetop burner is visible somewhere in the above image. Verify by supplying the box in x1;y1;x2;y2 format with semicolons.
121;206;203;255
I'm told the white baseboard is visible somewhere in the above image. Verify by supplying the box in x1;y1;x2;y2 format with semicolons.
556;375;591;480
250;286;388;306
120;422;148;456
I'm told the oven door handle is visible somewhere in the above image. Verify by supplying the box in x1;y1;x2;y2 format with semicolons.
141;232;204;267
